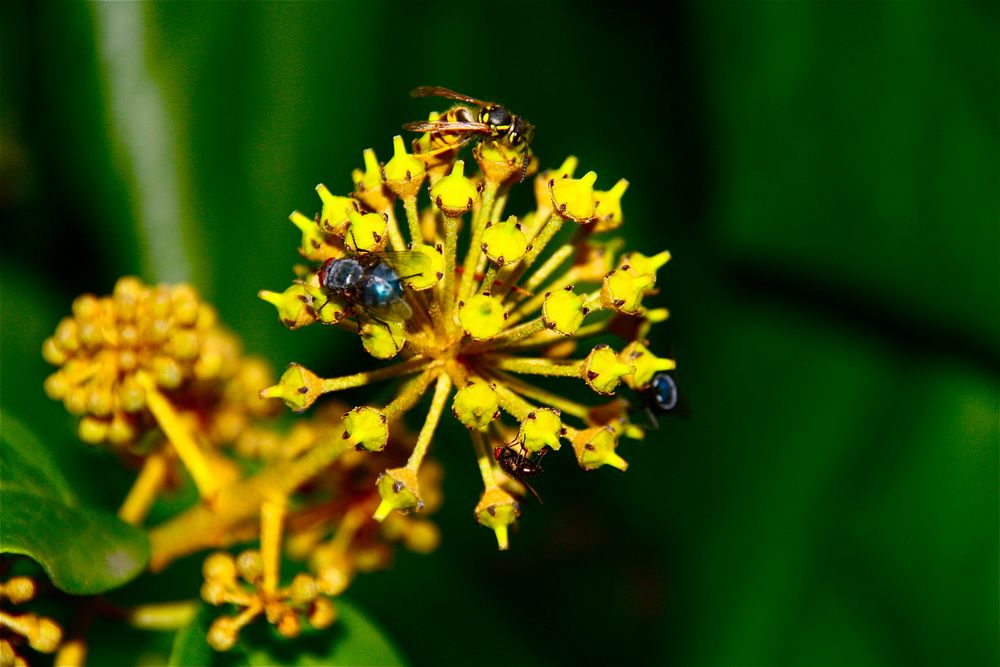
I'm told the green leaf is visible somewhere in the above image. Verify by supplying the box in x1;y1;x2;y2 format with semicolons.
169;599;409;667
1;410;75;504
0;489;150;594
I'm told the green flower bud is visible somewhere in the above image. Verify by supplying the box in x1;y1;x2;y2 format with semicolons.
373;467;424;521
342;406;389;452
260;363;324;412
474;487;520;550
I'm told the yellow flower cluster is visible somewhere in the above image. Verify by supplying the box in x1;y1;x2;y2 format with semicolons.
41;276;276;515
260;95;675;548
0;576;63;666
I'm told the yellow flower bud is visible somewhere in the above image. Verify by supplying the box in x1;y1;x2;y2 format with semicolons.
541;287;590;335
593;178;629;231
481;216;529;266
582;344;634;395
235;550;264;584
202;552;237;585
620;341;676;389
430;160;479;217
288;573;319;606
258;284;319;330
309;598;337;629
549;170;598;223
601;266;656;315
451;379;500;430
403;244;444;291
571;425;628;471
383;135;426;199
79;416;109;444
474;487;520;550
207;616;239;652
359;319;404;360
260;363;325;413
288;210;337;262
345;209;389;253
341;406;388;452
315;184;358;235
517;408;563;453
373;467;424;520
618;250;670;283
473;139;522;184
458;294;507;340
352;148;394;211
535;156;578;213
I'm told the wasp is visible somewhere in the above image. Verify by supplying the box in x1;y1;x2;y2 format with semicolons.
494;440;548;503
318;250;431;341
404;86;535;179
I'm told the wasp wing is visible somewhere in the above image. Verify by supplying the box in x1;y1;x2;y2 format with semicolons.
402;120;492;133
410;86;489;107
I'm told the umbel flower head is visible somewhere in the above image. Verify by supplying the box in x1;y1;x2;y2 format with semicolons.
261;89;675;549
42;276;276;506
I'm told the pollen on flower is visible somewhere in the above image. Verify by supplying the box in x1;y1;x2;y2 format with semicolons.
258;87;677;549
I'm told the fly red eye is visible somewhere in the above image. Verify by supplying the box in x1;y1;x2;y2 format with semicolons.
493;447;503;460
318;258;338;287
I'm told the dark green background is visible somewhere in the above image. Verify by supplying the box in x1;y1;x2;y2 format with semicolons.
2;2;997;666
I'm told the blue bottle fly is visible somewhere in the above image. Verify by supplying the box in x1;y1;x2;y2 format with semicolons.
318;252;430;325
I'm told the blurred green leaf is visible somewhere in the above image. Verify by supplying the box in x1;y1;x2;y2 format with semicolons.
0;489;149;594
1;410;75;504
169;599;408;667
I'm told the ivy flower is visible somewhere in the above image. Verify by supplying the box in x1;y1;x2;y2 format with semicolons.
42;277;275;517
261;107;675;549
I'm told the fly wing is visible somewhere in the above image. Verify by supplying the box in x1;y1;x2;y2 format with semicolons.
375;251;434;285
357;298;413;323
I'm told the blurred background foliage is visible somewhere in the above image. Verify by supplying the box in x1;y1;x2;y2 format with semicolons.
1;1;997;666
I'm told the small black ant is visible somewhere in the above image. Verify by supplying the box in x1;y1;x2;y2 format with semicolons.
494;440;548;503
